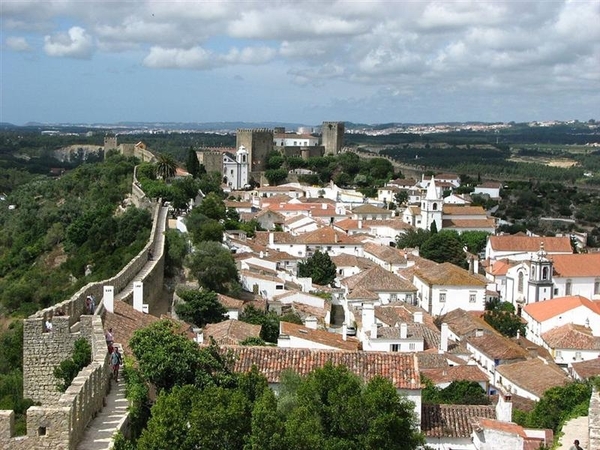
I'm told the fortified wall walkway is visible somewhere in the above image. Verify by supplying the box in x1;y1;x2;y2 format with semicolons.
75;205;169;450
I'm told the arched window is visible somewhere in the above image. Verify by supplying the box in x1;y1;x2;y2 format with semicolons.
542;267;549;280
433;203;438;211
566;279;572;295
518;272;524;293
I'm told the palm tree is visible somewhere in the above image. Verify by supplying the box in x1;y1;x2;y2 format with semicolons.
155;153;177;181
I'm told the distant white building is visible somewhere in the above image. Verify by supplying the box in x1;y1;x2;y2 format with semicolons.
223;145;249;190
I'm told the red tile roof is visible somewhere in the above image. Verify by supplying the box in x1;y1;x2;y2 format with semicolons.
551;253;600;277
279;322;359;351
421;365;489;385
466;333;530;361
217;293;245;310
223;346;421;389
414;262;487;287
495;358;569;398
422;404;496;438
541;323;600;350
523;295;599;322
442;218;496;229
296;227;361;245
342;265;416;292
443;205;489;216
488;235;572;253
571;357;600;379
472;417;527;438
203;320;261;345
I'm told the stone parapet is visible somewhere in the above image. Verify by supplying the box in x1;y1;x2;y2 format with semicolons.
590;386;600;450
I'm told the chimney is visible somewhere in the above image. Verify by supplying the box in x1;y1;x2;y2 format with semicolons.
305;316;318;330
400;323;408;339
322;203;327;209
413;311;423;323
475;328;484;337
440;323;449;353
468;256;474;274
259;251;264;258
334;233;338;244
269;232;274;246
358;219;363;229
362;303;375;331
496;388;513;423
194;328;203;344
342;324;347;341
474;256;480;274
371;323;378;339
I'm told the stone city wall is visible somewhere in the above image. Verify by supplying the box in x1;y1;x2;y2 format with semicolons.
1;193;165;449
590;386;600;450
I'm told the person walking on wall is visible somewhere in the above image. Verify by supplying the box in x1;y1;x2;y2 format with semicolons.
110;346;122;382
570;439;584;450
105;328;114;354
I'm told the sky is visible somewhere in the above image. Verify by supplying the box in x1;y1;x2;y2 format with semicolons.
1;0;599;126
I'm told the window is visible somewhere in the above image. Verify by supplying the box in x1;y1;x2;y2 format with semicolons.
406;294;413;302
566;279;572;295
518;272;524;293
554;288;559;295
542;266;549;280
391;344;399;352
439;293;446;303
555;350;562;359
276;285;284;290
469;293;477;303
390;293;398;302
595;279;600;295
409;343;416;351
575;351;582;360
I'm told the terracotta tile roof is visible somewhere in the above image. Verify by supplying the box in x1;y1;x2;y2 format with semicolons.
488;235;572;253
487;258;514;276
542;323;600;350
416;352;466;369
414;262;488;287
495;358;569;398
203;320;261;345
290;301;331;321
364;219;413;230
280;321;359;351
467;332;530;361
375;324;424;340
342;265;417;292
440;308;495;339
478;182;503;189
571;357;600;379
254;209;286;221
442;218;496;229
224;346;421;389
224;201;253;208
258;194;292;206
330;254;377;269
104;303;187;357
217;293;244;310
442;205;489;216
551;253;600;277
297;197;336;204
422;404;496;438
421;365;489;385
523;295;600;322
364;243;409;264
254;231;297;245
472;417;526;438
296;227;361;245
346;285;380;300
352;204;393;215
239;269;285;283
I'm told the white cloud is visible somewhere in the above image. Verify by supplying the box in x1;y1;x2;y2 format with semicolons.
44;26;93;58
143;46;214;69
5;36;32;52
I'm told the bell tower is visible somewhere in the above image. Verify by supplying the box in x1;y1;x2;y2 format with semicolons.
421;176;442;231
527;242;554;303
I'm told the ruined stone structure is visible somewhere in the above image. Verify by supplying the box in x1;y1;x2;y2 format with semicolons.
321;121;345;155
236;129;274;174
197;151;224;174
103;136;117;151
0;186;166;450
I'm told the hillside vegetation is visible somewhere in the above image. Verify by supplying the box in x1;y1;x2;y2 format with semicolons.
0;153;152;317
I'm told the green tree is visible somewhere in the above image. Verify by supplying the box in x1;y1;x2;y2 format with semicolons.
185;208;224;244
420;230;466;267
422;376;490;405
186;241;238;293
297;250;337;286
460;231;490;254
186;146;201;178
239;304;281;343
164;229;188;275
155;153;177;181
265;169;288;185
129;320;235;392
175;289;228;328
197;192;226;221
394;190;409;206
396;229;431;249
54;338;92;392
483;300;526;338
246;389;286;450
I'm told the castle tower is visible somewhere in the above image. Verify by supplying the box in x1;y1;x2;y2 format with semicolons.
321;121;344;155
527;242;554;303
236;129;274;173
421;176;442;231
104;136;117;151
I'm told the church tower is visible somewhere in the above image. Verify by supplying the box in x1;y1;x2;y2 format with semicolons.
527;242;554;303
236;145;249;189
421;176;442;231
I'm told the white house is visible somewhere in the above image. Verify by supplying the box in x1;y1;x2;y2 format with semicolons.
541;323;600;368
521;295;600;346
273;132;319;147
277;321;359;350
411;262;488;316
493;358;569;401
359;303;424;353
473;182;502;199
